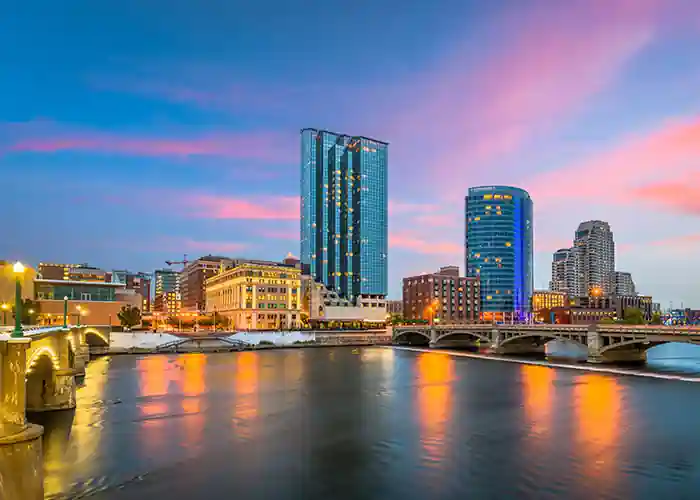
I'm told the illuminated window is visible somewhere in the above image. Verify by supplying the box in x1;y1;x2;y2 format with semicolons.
505;242;512;247
494;194;503;199
474;217;481;221
483;194;493;200
486;295;492;300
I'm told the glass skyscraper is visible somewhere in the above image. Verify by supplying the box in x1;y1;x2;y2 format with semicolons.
465;186;533;321
300;128;388;300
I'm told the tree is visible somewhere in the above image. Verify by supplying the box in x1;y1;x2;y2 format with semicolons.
599;316;616;324
649;312;662;325
621;307;645;325
118;305;141;331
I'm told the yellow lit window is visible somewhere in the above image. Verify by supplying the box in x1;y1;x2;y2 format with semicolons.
504;195;512;200
496;211;502;215
494;194;503;199
483;194;493;200
505;242;512;247
474;217;481;221
484;258;489;263
486;295;492;300
485;205;492;209
475;253;480;258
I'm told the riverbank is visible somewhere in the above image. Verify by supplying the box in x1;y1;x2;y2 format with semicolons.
389;345;700;383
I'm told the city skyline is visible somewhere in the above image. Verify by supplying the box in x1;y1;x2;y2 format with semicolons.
3;0;700;306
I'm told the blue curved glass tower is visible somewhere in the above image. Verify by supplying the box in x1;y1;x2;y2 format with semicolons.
465;186;533;321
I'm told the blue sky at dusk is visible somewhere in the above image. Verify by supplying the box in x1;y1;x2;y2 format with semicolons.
3;0;700;305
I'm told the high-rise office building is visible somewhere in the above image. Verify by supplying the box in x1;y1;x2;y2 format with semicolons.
300;128;388;302
465;186;533;322
550;247;581;296
573;220;615;296
613;271;636;297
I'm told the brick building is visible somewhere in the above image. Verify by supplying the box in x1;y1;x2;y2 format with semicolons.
403;266;480;323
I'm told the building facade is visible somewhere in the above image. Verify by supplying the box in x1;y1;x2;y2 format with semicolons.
154;269;180;314
613;271;636;297
403;266;480;323
531;290;568;322
113;270;152;312
38;262;109;282
550;248;581;296
465;186;533;322
301;277;387;326
386;300;403;316
205;262;301;330
573;220;615;296
300;128;388;303
34;279;131;326
180;255;231;312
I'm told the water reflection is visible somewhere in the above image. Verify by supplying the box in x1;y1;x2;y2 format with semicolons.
574;374;622;483
43;357;110;498
521;365;555;439
233;351;259;440
415;353;454;467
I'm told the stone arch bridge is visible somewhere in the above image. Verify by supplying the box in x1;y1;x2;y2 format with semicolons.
393;324;700;364
0;325;111;498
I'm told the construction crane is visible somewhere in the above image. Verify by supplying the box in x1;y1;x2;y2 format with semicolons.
165;254;189;270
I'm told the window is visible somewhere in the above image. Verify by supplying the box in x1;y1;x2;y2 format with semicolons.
81;293;91;301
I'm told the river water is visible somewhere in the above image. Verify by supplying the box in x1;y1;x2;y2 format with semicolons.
31;347;700;499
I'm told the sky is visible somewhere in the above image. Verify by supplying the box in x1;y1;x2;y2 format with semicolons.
2;0;700;306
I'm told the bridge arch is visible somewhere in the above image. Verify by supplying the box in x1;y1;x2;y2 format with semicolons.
599;338;669;355
393;330;431;345
434;330;490;345
25;349;60;412
500;333;587;350
83;328;109;347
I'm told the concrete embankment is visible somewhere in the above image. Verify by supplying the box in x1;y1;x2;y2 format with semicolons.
97;331;391;355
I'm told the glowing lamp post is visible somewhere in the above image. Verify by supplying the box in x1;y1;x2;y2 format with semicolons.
1;303;8;326
76;305;83;327
12;261;25;338
63;296;69;328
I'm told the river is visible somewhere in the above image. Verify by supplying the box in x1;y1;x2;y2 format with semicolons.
31;347;700;499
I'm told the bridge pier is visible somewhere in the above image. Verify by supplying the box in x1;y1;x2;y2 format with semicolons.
72;344;90;377
0;338;45;500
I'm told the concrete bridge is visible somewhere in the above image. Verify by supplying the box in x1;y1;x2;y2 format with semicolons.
393;324;700;364
0;325;111;499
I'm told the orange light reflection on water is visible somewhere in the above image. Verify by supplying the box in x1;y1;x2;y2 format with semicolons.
138;356;169;397
574;374;622;482
180;354;206;449
233;351;260;440
416;352;454;466
521;364;555;439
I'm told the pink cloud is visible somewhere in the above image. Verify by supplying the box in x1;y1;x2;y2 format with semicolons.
183;194;299;221
389;231;462;256
3;123;293;163
528;116;700;208
392;0;671;190
633;176;700;215
388;200;439;215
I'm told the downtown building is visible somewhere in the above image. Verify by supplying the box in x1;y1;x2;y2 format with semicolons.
154;268;180;314
179;255;233;312
300;128;388;315
550;220;615;297
403;266;480;323
465;186;533;322
613;271;637;297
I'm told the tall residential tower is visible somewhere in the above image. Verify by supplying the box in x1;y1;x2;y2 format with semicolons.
573;220;615;296
465;186;533;322
300;128;388;302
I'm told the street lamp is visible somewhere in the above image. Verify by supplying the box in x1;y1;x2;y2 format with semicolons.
76;305;82;327
12;261;25;338
1;303;8;326
63;296;68;328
